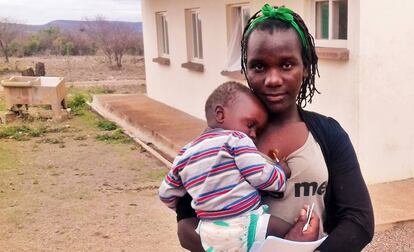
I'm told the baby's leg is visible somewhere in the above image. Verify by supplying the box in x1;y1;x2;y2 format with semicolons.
284;204;320;241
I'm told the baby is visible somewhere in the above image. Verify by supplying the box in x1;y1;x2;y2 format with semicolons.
159;81;317;251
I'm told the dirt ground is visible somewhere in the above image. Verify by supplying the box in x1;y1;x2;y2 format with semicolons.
0;56;183;251
0;116;182;251
0;55;145;82
0;56;413;251
0;55;146;94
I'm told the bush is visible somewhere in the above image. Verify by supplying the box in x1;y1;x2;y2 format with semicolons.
24;38;40;56
63;41;75;55
68;93;88;115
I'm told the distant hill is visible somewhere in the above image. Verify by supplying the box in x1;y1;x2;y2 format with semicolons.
19;20;142;33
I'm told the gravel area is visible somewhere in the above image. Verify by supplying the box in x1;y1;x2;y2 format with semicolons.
364;221;414;251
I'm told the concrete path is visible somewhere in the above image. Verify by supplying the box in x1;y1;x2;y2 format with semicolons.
91;94;206;161
91;93;414;230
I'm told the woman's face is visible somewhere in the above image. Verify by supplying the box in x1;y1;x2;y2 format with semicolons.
246;28;305;115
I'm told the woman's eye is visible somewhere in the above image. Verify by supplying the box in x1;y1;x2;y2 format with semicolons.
253;64;264;72
282;62;292;70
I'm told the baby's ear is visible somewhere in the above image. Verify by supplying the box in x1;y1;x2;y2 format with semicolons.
215;105;225;123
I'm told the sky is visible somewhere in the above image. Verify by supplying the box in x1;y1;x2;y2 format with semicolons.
0;0;142;25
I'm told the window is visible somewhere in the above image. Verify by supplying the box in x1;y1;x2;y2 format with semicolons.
155;12;169;57
313;0;348;47
221;4;251;78
186;9;203;62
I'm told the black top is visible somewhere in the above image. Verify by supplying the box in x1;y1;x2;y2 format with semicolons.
175;108;374;252
299;108;374;251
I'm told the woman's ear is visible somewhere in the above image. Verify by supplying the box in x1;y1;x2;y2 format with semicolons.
215;105;225;124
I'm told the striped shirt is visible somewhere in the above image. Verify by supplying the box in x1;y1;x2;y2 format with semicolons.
159;128;286;220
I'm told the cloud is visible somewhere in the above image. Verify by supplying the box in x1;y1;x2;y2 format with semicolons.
0;0;142;25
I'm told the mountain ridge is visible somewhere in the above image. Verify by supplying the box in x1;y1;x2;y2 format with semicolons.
17;20;142;33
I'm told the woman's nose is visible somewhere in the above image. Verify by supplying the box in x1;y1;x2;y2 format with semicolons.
264;68;283;87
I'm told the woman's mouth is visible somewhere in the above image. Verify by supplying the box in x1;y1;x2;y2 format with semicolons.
264;93;286;102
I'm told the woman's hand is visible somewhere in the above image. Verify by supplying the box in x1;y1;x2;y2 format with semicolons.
284;205;320;241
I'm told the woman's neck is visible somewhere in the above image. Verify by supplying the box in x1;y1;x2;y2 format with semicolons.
267;105;302;126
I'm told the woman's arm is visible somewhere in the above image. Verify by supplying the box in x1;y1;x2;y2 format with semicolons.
175;193;204;251
318;119;374;252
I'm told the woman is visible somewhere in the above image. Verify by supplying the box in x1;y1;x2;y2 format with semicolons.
176;4;374;252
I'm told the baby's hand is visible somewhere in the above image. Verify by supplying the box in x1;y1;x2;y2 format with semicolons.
284;204;319;242
277;159;291;179
269;149;291;178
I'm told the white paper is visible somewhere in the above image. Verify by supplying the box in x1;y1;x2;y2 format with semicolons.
250;235;328;252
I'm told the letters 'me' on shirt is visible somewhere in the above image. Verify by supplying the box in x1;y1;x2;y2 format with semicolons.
262;132;328;237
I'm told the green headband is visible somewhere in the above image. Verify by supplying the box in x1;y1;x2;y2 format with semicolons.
246;4;308;49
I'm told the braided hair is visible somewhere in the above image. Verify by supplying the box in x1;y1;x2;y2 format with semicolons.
241;7;319;108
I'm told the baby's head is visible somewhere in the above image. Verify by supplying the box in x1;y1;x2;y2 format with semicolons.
205;81;267;140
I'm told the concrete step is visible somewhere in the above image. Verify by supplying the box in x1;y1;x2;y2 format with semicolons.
91;93;414;230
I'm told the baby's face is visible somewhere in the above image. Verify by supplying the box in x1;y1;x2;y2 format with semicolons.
221;92;267;140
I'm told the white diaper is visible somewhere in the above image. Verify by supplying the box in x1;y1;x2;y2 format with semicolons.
196;205;270;252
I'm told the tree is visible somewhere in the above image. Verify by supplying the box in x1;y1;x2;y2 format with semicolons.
65;29;96;55
0;18;21;62
84;16;139;68
38;26;60;54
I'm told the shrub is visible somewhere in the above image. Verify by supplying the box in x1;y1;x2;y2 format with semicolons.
68;93;88;115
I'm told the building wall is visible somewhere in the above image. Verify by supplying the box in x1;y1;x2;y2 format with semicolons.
358;0;414;183
143;0;230;119
142;0;414;183
142;0;308;119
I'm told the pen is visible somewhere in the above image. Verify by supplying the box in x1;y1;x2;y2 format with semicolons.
302;202;314;232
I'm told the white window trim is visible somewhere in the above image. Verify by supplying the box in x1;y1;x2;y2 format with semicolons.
311;0;348;48
186;8;203;63
156;12;169;57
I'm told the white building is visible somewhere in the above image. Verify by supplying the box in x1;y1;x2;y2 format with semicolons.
141;0;414;184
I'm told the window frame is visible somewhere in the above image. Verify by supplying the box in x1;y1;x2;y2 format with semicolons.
185;8;204;63
221;3;251;79
312;0;348;48
240;5;250;34
155;11;170;58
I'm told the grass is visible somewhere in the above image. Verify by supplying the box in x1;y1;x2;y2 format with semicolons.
76;109;100;129
0;124;68;141
66;86;114;107
67;88;118;130
0;125;34;141
0;87;133;145
65;89;101;129
65;89;128;143
95;128;133;144
97;119;117;131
